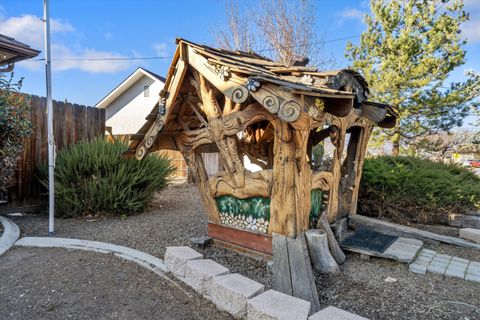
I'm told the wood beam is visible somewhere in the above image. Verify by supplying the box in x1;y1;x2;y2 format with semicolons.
187;46;249;104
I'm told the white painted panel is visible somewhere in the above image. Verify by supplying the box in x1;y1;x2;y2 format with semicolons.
202;153;220;177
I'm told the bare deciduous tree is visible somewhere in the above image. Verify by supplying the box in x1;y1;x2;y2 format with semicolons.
215;0;332;68
215;1;257;52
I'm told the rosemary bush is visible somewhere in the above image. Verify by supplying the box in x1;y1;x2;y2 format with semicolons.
39;138;175;218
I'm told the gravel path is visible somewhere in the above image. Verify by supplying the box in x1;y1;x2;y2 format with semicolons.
0;247;232;320
5;183;480;319
7;183;271;286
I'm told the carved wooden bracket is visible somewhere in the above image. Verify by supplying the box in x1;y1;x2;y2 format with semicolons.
247;80;302;123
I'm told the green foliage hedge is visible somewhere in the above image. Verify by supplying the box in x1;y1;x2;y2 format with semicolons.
0;73;32;201
39;138;175;218
358;156;480;224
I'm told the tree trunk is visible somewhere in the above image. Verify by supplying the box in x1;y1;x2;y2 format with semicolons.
317;211;346;264
305;229;340;274
392;131;400;156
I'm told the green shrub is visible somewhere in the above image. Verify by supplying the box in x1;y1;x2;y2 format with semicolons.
39;138;175;218
0;73;32;201
358;156;480;224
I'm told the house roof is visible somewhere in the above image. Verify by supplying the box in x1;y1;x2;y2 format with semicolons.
95;67;166;109
0;33;40;66
124;38;397;159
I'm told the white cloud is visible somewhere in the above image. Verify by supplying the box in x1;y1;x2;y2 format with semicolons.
152;42;168;56
0;14;132;73
0;14;73;49
338;8;364;23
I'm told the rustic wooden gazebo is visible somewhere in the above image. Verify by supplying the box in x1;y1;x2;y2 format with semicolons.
125;39;397;255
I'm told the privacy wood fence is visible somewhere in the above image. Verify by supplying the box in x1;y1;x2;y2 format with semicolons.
7;95;105;206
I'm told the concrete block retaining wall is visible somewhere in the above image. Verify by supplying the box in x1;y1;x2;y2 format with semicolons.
164;245;368;320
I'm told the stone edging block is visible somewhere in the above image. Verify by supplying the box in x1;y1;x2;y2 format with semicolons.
247;289;311;320
164;246;203;277
184;259;230;296
0;216;20;256
309;306;369;320
210;273;265;318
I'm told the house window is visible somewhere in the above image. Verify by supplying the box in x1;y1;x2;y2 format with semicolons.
143;85;150;97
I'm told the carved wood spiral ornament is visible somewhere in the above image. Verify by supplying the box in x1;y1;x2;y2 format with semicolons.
278;100;301;122
136;145;146;159
231;86;249;104
262;95;280;114
253;84;301;123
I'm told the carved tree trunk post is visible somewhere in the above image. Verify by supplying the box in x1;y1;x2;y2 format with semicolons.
349;125;373;215
269;120;311;236
270;120;297;236
327;122;346;223
294;128;312;235
338;127;361;218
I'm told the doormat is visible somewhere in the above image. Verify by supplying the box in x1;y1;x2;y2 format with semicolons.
340;227;398;253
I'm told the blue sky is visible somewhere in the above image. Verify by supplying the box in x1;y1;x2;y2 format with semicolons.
1;0;479;128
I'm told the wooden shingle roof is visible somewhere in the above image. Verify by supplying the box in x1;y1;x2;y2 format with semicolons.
124;38;397;159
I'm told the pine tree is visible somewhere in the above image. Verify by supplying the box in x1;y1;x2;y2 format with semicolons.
346;0;480;155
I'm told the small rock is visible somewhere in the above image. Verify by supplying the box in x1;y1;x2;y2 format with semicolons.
384;277;397;283
360;253;371;261
7;212;24;217
189;236;213;248
266;261;273;274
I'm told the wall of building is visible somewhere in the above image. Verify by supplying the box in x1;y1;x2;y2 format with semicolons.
105;76;164;134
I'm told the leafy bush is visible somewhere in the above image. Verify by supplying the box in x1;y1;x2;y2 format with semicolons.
358;156;480;224
0;73;32;201
39;138;175;218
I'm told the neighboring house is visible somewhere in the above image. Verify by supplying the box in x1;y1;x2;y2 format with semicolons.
0;34;40;72
95;67;192;178
95;67;166;135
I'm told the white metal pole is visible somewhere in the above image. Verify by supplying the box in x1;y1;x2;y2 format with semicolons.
44;0;55;235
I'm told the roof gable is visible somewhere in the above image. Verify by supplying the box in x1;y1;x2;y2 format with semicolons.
95;67;165;109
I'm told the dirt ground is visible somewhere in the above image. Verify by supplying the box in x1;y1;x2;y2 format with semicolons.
0;247;233;320
3;183;480;319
